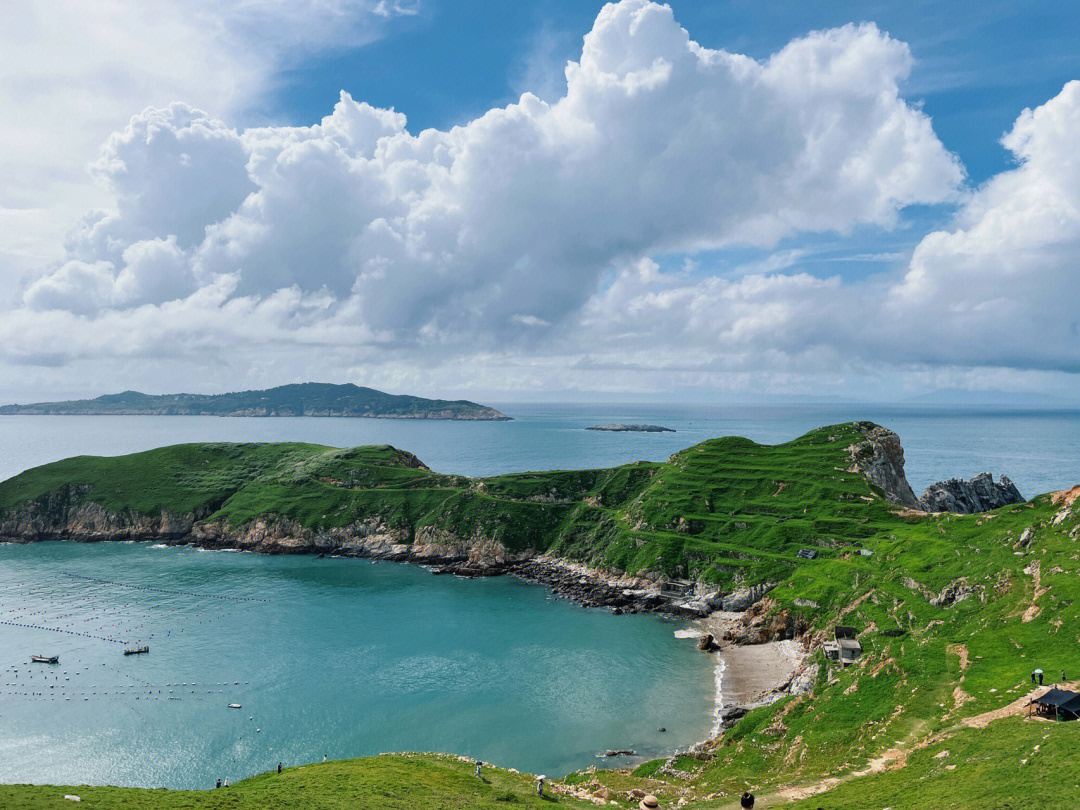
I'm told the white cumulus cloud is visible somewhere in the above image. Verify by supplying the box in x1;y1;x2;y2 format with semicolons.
11;0;1078;401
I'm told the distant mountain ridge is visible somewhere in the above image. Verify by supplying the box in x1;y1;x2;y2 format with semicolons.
0;383;511;421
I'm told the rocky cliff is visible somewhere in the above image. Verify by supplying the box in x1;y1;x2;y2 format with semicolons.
918;473;1024;513
845;422;920;508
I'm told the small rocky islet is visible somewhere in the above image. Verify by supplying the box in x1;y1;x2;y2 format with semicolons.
585;423;675;432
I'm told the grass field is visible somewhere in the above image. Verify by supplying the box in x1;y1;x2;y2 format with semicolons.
0;755;592;809
2;422;1078;808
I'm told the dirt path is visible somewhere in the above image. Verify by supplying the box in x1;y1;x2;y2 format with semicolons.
706;683;1065;808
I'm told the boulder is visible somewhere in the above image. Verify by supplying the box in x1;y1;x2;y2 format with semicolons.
919;473;1024;514
697;633;719;651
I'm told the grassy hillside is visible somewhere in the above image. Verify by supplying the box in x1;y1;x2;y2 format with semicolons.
0;421;895;587
2;422;1078;808
0;382;510;420
0;755;592;810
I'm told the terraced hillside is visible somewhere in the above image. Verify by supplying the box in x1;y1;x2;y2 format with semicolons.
0;422;904;590
2;422;1079;808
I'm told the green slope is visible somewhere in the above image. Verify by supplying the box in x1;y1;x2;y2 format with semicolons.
0;755;592;810
0;422;893;586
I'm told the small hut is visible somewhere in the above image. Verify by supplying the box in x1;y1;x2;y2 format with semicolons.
659;579;693;598
823;625;863;665
1030;688;1080;721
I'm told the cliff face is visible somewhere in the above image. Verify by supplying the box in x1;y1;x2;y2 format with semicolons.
846;422;920;508
918;473;1024;514
844;423;1024;515
0;485;201;542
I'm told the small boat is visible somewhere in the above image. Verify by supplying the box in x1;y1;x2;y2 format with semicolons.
31;655;59;664
123;646;150;656
228;703;242;709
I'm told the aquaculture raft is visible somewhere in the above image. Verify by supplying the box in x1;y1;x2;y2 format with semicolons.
123;646;150;656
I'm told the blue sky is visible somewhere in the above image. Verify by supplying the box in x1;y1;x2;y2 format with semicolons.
276;0;1080;184
2;0;1079;402
268;0;1080;294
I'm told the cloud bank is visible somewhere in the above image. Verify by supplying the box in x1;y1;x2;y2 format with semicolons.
3;0;1077;399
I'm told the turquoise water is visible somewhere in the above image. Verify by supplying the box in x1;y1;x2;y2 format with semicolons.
1;404;1078;496
0;541;714;789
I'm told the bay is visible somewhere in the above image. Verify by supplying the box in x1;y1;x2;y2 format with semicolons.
1;401;1078;789
0;541;714;788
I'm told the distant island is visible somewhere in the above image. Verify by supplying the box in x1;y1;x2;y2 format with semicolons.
0;382;511;421
586;423;675;433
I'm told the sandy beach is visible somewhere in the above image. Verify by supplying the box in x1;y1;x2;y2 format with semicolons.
685;612;806;734
714;639;804;707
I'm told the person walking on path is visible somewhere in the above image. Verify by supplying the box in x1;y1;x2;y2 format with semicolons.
536;775;545;797
741;791;755;808
475;761;482;779
215;779;221;789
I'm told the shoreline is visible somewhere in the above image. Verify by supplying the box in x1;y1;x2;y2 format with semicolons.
676;615;809;737
1;530;715;617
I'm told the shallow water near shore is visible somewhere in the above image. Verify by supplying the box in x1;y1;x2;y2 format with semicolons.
0;542;714;789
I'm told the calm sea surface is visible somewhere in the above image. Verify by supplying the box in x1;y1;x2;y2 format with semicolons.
0;542;714;788
0;403;1077;788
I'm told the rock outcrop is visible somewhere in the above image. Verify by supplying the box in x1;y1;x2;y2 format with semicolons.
846;422;919;508
845;422;1023;515
720;583;773;612
918;473;1023;514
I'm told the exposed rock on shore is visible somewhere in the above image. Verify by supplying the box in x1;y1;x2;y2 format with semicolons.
918;473;1023;513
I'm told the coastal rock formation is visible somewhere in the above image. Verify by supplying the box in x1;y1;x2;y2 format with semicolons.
846;422;919;508
720;584;773;612
918;473;1023;513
